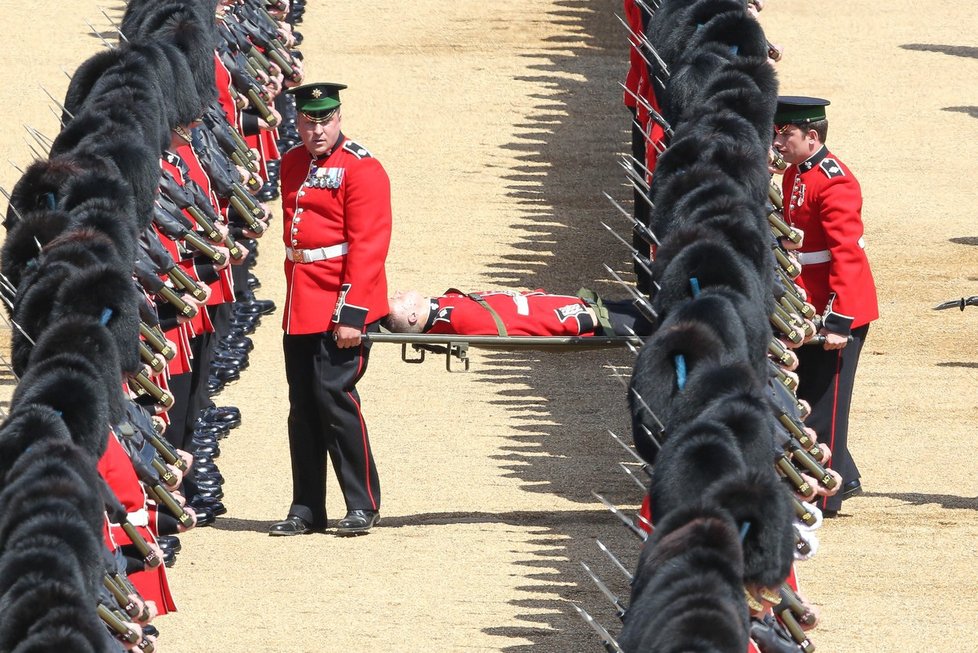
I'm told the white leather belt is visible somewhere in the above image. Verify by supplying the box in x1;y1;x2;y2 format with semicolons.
286;242;349;263
797;250;831;265
127;509;149;527
797;237;865;266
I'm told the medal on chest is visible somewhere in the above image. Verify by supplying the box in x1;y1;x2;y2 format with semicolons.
305;163;345;190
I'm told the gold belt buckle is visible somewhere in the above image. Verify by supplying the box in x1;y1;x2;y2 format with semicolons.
290;248;305;263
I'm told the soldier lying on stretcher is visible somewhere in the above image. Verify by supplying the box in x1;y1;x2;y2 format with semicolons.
383;288;654;337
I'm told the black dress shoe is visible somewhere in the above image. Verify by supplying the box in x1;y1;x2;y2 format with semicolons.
163;550;177;567
236;299;276;316
269;514;319;536
841;479;863;500
192;462;221;475
194;487;224;501
214;355;248;371
195;421;230;436
247;273;262;290
157;535;181;553
188;491;222;504
193;443;220;458
194;473;224;487
211;367;240;384
336;510;380;536
193;507;216;527
187;499;228;517
225;326;251;341
204;405;240;421
194;424;231;440
221;336;254;352
207;378;224;396
193;452;216;464
257;186;279;202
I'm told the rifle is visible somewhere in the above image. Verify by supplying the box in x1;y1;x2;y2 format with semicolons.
139;322;175;361
154;199;228;266
140;228;208;302
129;370;175;409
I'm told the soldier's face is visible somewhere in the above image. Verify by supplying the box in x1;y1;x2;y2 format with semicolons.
773;124;817;165
298;110;342;157
388;291;427;330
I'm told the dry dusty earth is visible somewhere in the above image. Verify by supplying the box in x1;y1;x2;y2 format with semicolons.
0;0;977;651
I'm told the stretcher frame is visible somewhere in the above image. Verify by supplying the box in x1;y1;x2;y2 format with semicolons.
364;332;643;372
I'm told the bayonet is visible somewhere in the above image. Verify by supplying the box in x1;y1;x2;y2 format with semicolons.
572;604;626;653
596;539;633;582
592;491;647;541
581;561;627;620
935;296;978;311
618;462;648;492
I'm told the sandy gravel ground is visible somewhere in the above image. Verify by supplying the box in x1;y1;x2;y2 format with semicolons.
1;1;977;651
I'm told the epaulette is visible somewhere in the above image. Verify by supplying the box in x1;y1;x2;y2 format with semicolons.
342;140;372;159
819;158;846;179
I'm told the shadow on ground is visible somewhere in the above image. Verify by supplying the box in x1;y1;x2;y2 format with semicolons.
864;491;978;511
900;43;978;60
458;1;648;650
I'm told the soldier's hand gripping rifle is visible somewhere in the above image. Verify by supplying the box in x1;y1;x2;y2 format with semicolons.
98;603;155;651
139;321;176;362
104;572;145;622
219;45;279;126
768;181;803;246
241;3;301;81
99;477;162;569
225;8;293;81
154;196;228;267
125;401;190;474
768;337;799;368
182;179;247;262
133;253;198;321
140;226;208;303
129;369;175;410
192;132;267;234
202;106;260;179
159;172;226;245
786;437;837;492
116;420;181;489
119;424;193;527
772;238;802;279
774;274;816;321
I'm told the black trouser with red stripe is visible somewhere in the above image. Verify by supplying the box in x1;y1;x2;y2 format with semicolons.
796;324;869;512
282;323;381;528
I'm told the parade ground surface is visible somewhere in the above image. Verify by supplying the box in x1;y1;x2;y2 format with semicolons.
1;1;976;651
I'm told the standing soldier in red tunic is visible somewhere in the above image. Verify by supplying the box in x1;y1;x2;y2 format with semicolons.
773;96;879;516
270;82;391;536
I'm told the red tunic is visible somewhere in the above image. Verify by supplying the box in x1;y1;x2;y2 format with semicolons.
280;136;392;334
163;149;234;306
98;432;176;614
622;1;666;177
214;52;238;129
623;0;649;114
425;290;596;336
781;147;878;334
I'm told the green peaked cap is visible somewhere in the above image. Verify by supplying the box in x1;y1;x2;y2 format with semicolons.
287;82;347;113
774;95;830;125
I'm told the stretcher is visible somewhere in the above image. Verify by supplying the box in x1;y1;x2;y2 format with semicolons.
364;332;644;372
